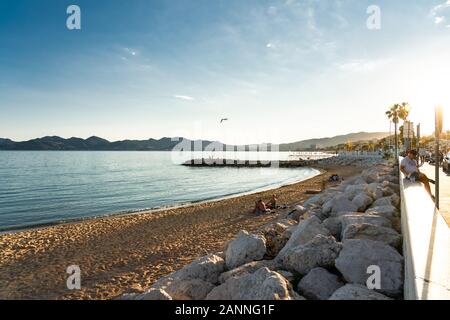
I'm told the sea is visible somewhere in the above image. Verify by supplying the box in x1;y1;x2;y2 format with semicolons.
0;151;330;231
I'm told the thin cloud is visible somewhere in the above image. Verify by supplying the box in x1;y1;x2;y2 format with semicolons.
338;59;391;73
429;1;450;25
267;6;278;15
174;95;195;101
123;47;139;56
430;0;450;16
435;16;446;24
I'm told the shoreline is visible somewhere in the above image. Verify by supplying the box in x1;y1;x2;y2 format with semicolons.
0;164;362;300
0;168;322;235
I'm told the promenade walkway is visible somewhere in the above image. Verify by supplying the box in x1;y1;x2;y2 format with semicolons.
419;163;450;226
400;165;450;300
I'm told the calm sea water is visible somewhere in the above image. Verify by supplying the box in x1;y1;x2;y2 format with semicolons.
0;151;323;231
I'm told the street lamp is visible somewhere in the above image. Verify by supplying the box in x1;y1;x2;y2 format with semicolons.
435;106;443;209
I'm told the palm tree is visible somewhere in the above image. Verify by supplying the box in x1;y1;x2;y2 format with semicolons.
386;102;410;163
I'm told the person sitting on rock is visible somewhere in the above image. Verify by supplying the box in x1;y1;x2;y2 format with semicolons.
253;199;270;215
400;149;435;200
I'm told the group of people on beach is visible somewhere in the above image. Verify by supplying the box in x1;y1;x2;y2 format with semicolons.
253;195;278;216
251;149;436;218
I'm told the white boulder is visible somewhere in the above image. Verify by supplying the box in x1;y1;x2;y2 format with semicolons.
276;216;330;261
339;214;392;236
165;279;214;300
322;217;342;239
352;192;373;212
367;183;384;200
218;260;281;284
261;223;289;258
329;284;392;300
206;267;295;300
344;184;369;200
225;230;266;269
335;239;404;297
331;195;358;214
341;223;402;249
297;267;344;300
372;195;400;208
282;235;342;275
365;205;399;219
174;254;226;284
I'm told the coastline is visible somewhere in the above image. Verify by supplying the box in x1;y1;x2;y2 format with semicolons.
0;164;362;300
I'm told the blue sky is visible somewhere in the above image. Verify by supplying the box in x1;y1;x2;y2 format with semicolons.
1;0;450;144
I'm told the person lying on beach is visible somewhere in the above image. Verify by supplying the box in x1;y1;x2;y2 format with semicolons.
400;149;435;200
328;174;340;182
253;199;270;215
266;195;278;210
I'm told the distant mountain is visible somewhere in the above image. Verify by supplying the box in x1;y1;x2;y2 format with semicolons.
0;132;388;151
278;132;389;151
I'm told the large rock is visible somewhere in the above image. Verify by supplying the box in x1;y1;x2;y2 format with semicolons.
174;254;226;284
339;213;392;237
390;194;400;207
165;279;214;300
365;205;399;219
367;183;384;200
371;196;391;207
335;239;404;297
377;175;398;184
225;231;266;269
329;284;392;300
218;260;281;284
361;167;385;183
297;267;344;300
282;225;297;240
352;192;373;212
382;187;395;197
303;194;325;208
387;182;400;193
372;195;400;208
322;217;342;239
206;267;295;300
261;223;290;258
322;199;334;214
344;184;369;200
342;223;402;249
276;216;330;261
287;205;308;221
146;254;226;299
282;235;342;275
138;288;173;300
342;176;367;186
331;195;358;213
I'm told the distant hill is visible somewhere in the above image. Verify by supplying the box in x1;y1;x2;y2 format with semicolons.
0;136;202;151
0;132;388;151
278;132;389;151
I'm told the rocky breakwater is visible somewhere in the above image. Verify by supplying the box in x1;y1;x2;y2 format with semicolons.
119;160;403;300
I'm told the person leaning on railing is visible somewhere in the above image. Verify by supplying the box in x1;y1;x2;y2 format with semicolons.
400;149;435;201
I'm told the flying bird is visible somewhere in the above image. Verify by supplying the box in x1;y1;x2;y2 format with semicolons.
220;118;229;123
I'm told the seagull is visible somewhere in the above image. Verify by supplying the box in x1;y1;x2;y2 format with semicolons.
220;118;229;123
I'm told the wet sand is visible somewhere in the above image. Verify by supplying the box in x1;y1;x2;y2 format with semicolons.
0;165;362;300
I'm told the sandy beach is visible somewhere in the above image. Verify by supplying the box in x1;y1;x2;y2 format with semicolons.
0;164;362;300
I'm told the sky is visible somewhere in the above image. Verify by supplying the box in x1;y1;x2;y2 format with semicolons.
1;0;450;144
